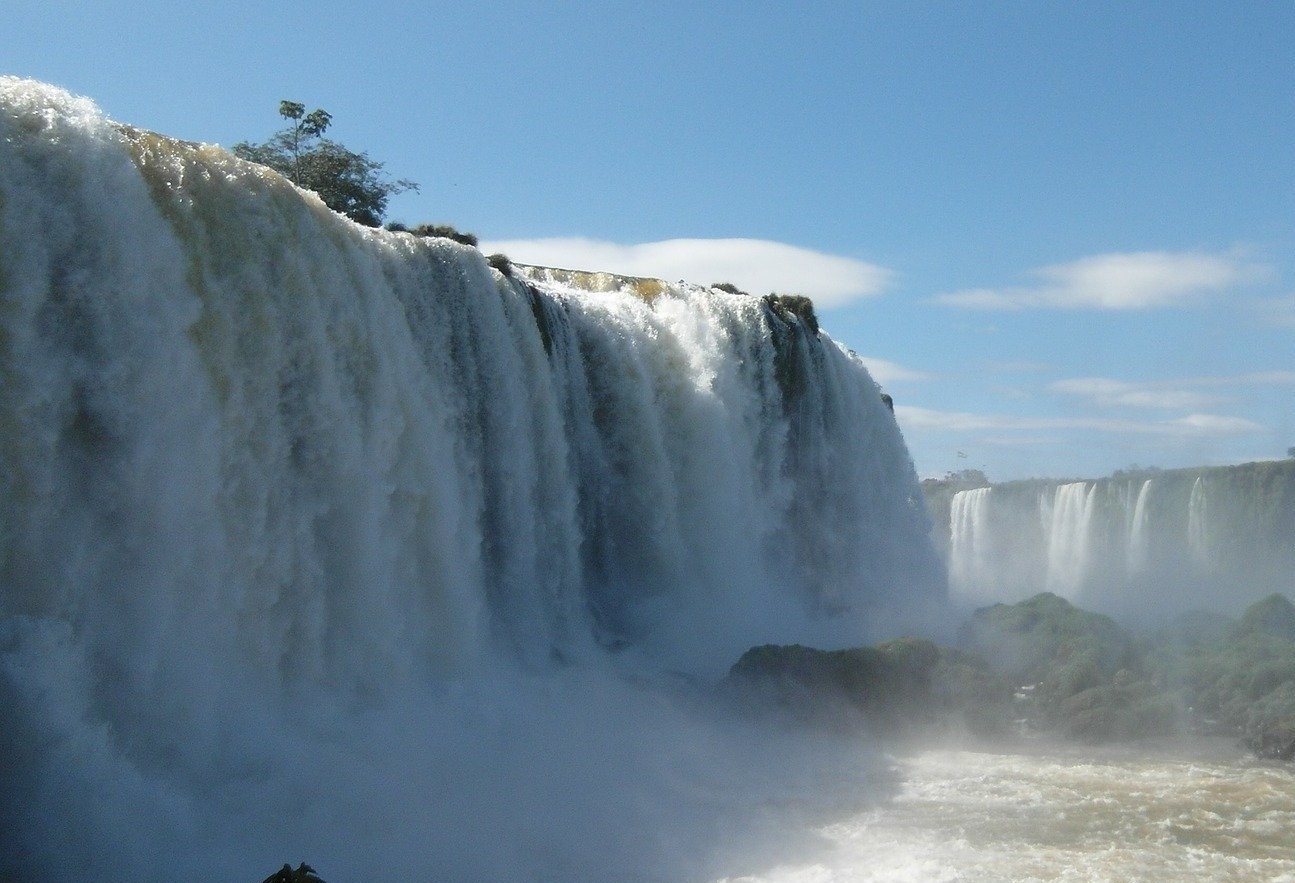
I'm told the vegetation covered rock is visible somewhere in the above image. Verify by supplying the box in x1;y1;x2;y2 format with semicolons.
725;637;1013;738
726;593;1295;759
233;100;417;227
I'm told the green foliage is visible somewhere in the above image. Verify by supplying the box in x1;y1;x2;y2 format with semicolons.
726;592;1295;756
726;637;1016;738
1235;593;1295;641
962;592;1135;688
403;223;479;246
486;253;514;277
726;641;942;732
233;100;417;227
1145;593;1295;758
959;593;1172;739
711;281;748;295
1058;678;1178;742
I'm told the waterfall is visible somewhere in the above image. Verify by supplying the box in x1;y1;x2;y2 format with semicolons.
1043;482;1097;597
934;461;1295;625
948;487;992;600
0;78;944;882
1127;478;1153;573
1188;476;1209;565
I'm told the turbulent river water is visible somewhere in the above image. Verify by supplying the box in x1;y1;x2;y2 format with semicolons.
721;738;1295;883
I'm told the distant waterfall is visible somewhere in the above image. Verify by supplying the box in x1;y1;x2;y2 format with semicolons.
1043;482;1097;596
1127;478;1153;573
0;78;945;882
931;464;1295;623
1188;476;1210;565
949;487;992;599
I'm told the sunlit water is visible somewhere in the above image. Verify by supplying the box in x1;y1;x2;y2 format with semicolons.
721;739;1295;883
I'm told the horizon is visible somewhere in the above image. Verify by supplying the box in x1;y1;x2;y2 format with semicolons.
8;1;1293;482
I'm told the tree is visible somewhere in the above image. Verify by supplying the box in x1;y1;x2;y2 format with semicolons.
233;100;417;227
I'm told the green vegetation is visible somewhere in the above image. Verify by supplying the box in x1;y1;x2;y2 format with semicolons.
233;101;417;227
387;222;480;246
728;592;1295;758
486;253;514;277
1159;593;1295;759
725;636;1013;738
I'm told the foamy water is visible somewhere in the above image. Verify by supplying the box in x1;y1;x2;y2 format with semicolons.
721;740;1295;883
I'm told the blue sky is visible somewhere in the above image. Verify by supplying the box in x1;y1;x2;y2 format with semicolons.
9;1;1294;480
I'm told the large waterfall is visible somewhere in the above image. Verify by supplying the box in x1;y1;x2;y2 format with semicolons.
934;463;1295;621
0;79;943;881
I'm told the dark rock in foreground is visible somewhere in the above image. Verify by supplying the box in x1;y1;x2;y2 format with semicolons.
724;637;1012;738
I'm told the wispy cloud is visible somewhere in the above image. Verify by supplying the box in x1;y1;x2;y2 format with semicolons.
1050;372;1295;410
476;237;894;308
1048;378;1226;410
895;405;1263;437
935;250;1260;311
856;356;931;384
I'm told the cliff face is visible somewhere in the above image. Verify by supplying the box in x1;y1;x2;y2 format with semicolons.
925;460;1295;623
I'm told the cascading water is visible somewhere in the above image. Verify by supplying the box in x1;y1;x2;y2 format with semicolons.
1043;482;1096;596
930;464;1295;623
1127;478;1153;573
1187;476;1210;566
948;487;992;601
0;79;945;882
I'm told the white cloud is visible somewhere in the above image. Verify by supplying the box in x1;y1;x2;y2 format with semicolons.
1048;378;1225;410
935;250;1259;311
476;237;893;308
856;356;931;384
894;405;1263;437
1165;414;1265;434
1050;372;1295;411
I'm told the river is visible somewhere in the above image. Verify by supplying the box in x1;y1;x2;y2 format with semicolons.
719;738;1295;882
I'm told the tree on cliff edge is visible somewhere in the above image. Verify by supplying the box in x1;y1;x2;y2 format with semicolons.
233;100;417;226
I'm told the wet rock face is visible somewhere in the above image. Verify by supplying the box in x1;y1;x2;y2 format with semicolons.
763;293;820;336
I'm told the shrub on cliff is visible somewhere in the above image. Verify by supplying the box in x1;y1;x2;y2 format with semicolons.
403;223;479;246
234;100;417;227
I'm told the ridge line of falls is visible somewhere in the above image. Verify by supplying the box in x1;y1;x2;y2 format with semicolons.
0;79;945;882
